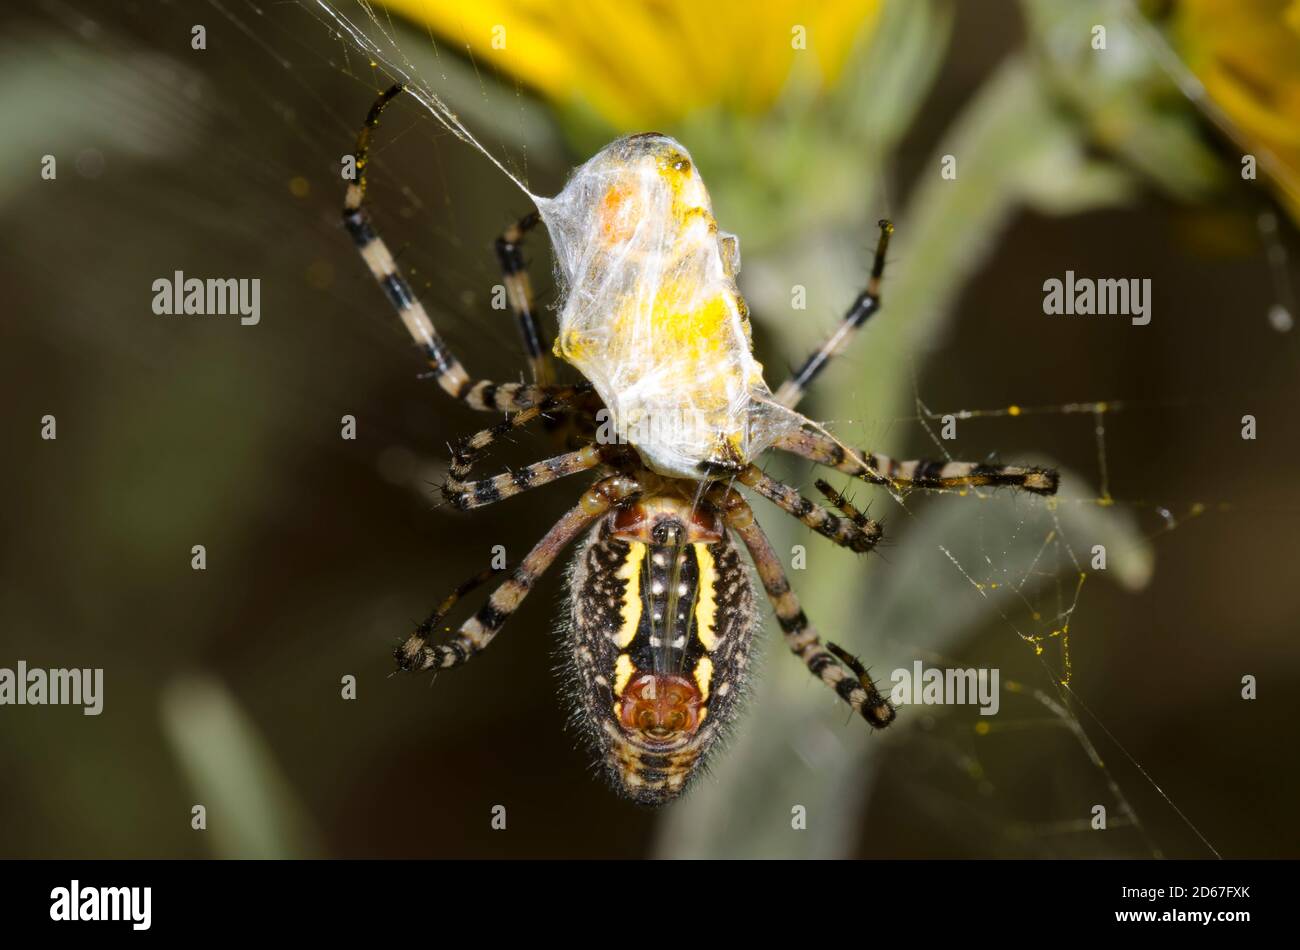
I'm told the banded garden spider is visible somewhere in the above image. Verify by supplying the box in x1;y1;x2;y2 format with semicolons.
343;85;1058;805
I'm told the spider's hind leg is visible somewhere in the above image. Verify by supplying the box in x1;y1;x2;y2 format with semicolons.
397;474;641;671
398;562;508;662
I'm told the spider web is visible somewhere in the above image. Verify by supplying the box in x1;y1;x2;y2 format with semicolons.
145;0;1298;858
875;390;1216;859
268;0;1291;858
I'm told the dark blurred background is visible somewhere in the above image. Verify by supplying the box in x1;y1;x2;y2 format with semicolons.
1;0;1297;858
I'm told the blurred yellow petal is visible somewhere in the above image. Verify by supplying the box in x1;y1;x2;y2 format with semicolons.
380;0;884;129
1173;0;1300;218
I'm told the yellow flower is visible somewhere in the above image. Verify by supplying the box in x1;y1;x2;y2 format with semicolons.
1172;0;1300;218
379;0;883;130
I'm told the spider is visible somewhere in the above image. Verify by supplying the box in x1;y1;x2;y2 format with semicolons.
342;85;1059;805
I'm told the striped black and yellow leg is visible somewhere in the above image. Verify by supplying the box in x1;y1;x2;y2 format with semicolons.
775;428;1060;496
397;475;642;671
442;442;621;511
343;84;567;413
813;479;873;527
773;219;893;410
717;490;894;728
442;380;588;472
736;465;882;553
403;562;509;643
440;385;619;510
495;212;553;385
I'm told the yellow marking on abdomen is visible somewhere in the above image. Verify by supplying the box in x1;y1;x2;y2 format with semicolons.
693;543;719;650
614;543;647;648
613;653;635;697
694;656;714;701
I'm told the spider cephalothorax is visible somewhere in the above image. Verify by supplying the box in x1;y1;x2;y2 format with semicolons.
343;86;1059;805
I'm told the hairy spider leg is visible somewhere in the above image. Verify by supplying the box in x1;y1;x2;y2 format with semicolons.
494;211;555;385
776;428;1060;496
736;465;883;553
713;488;895;727
397;475;643;671
343;85;572;413
774;219;893;409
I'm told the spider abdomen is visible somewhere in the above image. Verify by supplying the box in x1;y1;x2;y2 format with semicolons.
565;503;757;805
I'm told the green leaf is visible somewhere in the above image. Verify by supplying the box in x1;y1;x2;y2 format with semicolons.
160;674;321;859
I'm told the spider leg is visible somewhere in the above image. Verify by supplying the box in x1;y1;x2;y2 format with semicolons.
343;85;568;412
495;212;554;385
736;465;882;553
813;479;871;526
715;488;894;728
397;474;642;671
410;563;509;634
440;386;621;510
773;219;893;410
775;428;1060;496
445;384;589;471
443;443;622;510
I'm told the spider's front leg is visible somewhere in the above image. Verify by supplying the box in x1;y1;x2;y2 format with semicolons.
775;428;1060;496
757;213;1057;498
714;488;894;728
343;85;569;413
494;211;553;385
773;219;893;410
397;474;642;672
